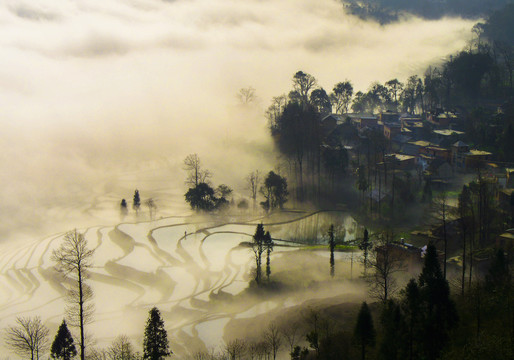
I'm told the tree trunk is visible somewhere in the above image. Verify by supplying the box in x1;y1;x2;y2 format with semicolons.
78;269;85;360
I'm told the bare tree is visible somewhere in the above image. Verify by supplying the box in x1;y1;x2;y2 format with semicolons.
184;153;211;187
280;322;299;356
52;230;95;360
266;95;287;131
107;335;136;360
5;316;49;360
432;191;449;279
246;170;261;210
237;87;256;104
264;323;282;360
367;231;405;302
145;198;157;220
225;339;246;360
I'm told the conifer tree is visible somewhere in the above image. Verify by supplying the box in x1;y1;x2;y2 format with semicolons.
50;320;77;360
143;307;171;360
133;189;141;214
328;224;335;277
359;228;371;275
252;224;266;285
418;243;457;360
264;231;274;281
353;302;375;360
120;199;128;217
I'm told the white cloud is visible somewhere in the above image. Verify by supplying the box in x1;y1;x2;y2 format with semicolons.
0;0;475;239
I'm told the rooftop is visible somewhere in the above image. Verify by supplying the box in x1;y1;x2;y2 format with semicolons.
408;140;431;147
433;129;465;136
467;150;492;156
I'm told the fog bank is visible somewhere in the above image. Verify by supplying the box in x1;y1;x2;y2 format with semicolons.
0;0;475;240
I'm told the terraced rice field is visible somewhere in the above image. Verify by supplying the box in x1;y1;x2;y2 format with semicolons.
0;209;358;357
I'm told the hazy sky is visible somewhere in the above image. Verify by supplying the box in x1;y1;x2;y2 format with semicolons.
0;0;476;240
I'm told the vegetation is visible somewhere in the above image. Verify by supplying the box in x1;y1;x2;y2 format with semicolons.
143;307;171;360
52;230;95;360
5;316;49;360
50;320;77;360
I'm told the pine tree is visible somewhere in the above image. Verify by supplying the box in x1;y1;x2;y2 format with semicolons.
264;231;273;281
143;307;171;360
50;320;77;360
328;224;335;277
359;228;371;275
120;199;128;217
133;190;141;214
353;302;375;360
418;243;457;360
252;224;266;285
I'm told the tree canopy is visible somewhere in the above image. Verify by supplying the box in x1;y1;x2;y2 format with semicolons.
143;307;171;360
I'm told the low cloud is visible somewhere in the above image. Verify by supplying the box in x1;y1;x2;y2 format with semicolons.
0;0;475;240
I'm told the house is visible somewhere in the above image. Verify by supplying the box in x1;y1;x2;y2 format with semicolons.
426;158;453;180
496;228;514;254
383;122;401;140
506;168;514;188
375;240;424;272
404;140;432;157
428;113;457;127
379;111;400;123
465;150;493;169
391;134;412;152
432;129;465;147
451;141;470;169
321;114;345;136
385;154;416;170
420;145;451;162
358;115;378;129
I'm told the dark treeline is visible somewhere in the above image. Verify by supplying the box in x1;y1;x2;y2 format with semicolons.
343;0;512;23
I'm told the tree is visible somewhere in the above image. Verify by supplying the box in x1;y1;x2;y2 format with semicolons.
185;183;217;211
330;81;353;114
183;153;211;187
418;243;458;360
310;88;332;114
216;184;233;201
385;79;403;109
328;224;335;277
146;198;156;220
264;323;282;360
120;199;128;218
266;95;287;133
108;335;136;360
264;231;274;282
50;320;77;360
5;316;49;360
133;190;141;214
378;300;406;360
367;231;405;302
237;86;256;105
246;170;261;210
225;339;246;360
260;171;288;212
359;228;371;275
401;279;422;360
252;224;266;285
292;71;317;106
353;302;375;360
143;307;171;360
432;191;449;279
52;230;95;360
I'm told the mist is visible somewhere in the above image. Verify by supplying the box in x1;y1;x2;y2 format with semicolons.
0;0;476;240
